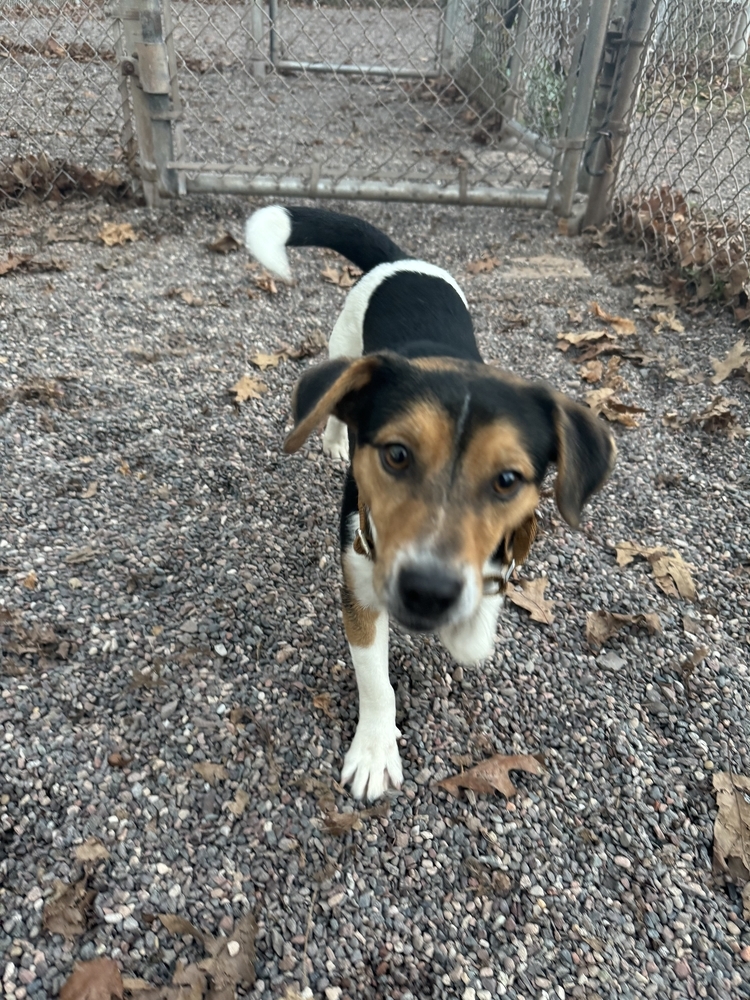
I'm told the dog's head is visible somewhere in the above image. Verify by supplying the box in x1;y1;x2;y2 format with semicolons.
285;353;616;633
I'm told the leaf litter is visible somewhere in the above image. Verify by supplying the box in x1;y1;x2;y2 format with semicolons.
228;376;268;403
585;610;662;649
249;330;327;372
615;541;696;600
506;577;555;624
98;222;137;247
712;772;750;883
438;753;546;799
122;912;257;998
709;339;750;385
320;263;363;287
60;958;123;1000
42;877;96;939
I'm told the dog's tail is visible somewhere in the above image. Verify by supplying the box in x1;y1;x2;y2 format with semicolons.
244;205;408;283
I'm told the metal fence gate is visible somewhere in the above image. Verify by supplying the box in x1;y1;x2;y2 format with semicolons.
114;0;618;212
3;0;750;289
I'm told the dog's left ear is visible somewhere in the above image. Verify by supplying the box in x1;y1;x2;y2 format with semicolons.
284;355;381;453
550;394;617;528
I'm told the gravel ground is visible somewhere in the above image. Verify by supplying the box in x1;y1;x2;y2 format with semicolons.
1;194;749;1000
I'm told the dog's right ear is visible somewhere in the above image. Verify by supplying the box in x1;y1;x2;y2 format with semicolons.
284;355;380;453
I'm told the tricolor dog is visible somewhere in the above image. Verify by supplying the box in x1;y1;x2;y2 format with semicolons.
246;205;616;801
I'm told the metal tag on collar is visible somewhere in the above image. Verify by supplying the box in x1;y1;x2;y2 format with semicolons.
483;559;515;596
353;527;373;560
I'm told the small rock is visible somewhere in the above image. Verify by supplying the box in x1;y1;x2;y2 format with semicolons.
613;855;632;869
740;945;750;962
599;651;626;670
160;700;178;719
325;989;342;1000
674;959;690;980
214;642;227;657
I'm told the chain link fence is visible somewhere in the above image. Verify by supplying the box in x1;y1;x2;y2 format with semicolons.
4;0;750;307
613;0;750;311
0;1;131;204
136;0;607;209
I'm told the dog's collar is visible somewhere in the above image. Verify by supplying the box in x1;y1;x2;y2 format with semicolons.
352;503;534;597
353;498;375;560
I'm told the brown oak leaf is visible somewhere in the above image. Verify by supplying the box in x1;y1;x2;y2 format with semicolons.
438;753;545;798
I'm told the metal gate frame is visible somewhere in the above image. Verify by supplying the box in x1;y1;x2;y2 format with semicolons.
117;0;654;216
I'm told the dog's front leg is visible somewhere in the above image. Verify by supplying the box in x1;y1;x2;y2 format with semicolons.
340;579;403;800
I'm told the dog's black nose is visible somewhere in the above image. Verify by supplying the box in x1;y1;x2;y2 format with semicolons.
398;565;463;624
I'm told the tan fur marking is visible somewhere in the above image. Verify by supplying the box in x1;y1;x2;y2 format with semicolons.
373;402;454;471
460;421;537;485
412;357;468;373
340;568;379;647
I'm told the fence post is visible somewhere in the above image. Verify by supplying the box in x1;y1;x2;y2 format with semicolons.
245;0;266;80
578;0;657;231
555;0;614;219
119;0;178;205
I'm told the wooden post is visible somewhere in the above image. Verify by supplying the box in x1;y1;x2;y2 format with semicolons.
120;0;178;204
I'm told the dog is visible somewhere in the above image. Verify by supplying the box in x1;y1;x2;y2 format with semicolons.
245;205;616;801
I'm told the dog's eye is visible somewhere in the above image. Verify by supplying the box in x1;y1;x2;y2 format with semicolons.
494;470;522;496
381;443;411;473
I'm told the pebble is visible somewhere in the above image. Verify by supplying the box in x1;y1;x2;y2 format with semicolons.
675;960;691;980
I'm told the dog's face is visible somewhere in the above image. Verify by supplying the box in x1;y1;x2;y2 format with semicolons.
285;353;616;632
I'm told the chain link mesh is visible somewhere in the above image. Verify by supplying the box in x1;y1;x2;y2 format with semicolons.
149;0;588;201
0;1;130;204
615;0;750;306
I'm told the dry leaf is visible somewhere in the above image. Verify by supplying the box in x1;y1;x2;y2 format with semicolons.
285;329;327;359
99;222;137;247
712;771;750;881
579;359;604;383
197;912;257;994
323;809;363;834
322;800;388;835
586;610;662;649
227;789;249;818
207;230;241;254
694;396;747;437
229;375;267;403
193;761;228;785
250;350;283;370
709;340;750;384
82;481;98;498
615;542;696;600
74;837;110;864
321;263;362;287
590;301;636;335
313;692;334;718
22;570;38;589
254;271;278;294
585;387;645;427
60;958;123;1000
0;251;31;275
43;877;96;940
506;577;555;624
438;753;545;798
158;913;209;943
567;306;583;324
652;310;684;334
466;255;499;274
556;329;624;362
634;284;678;311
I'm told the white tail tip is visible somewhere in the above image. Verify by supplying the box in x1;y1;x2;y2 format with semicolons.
245;205;293;282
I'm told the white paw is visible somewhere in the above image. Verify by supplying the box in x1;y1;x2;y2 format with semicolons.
322;417;349;462
341;723;403;801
